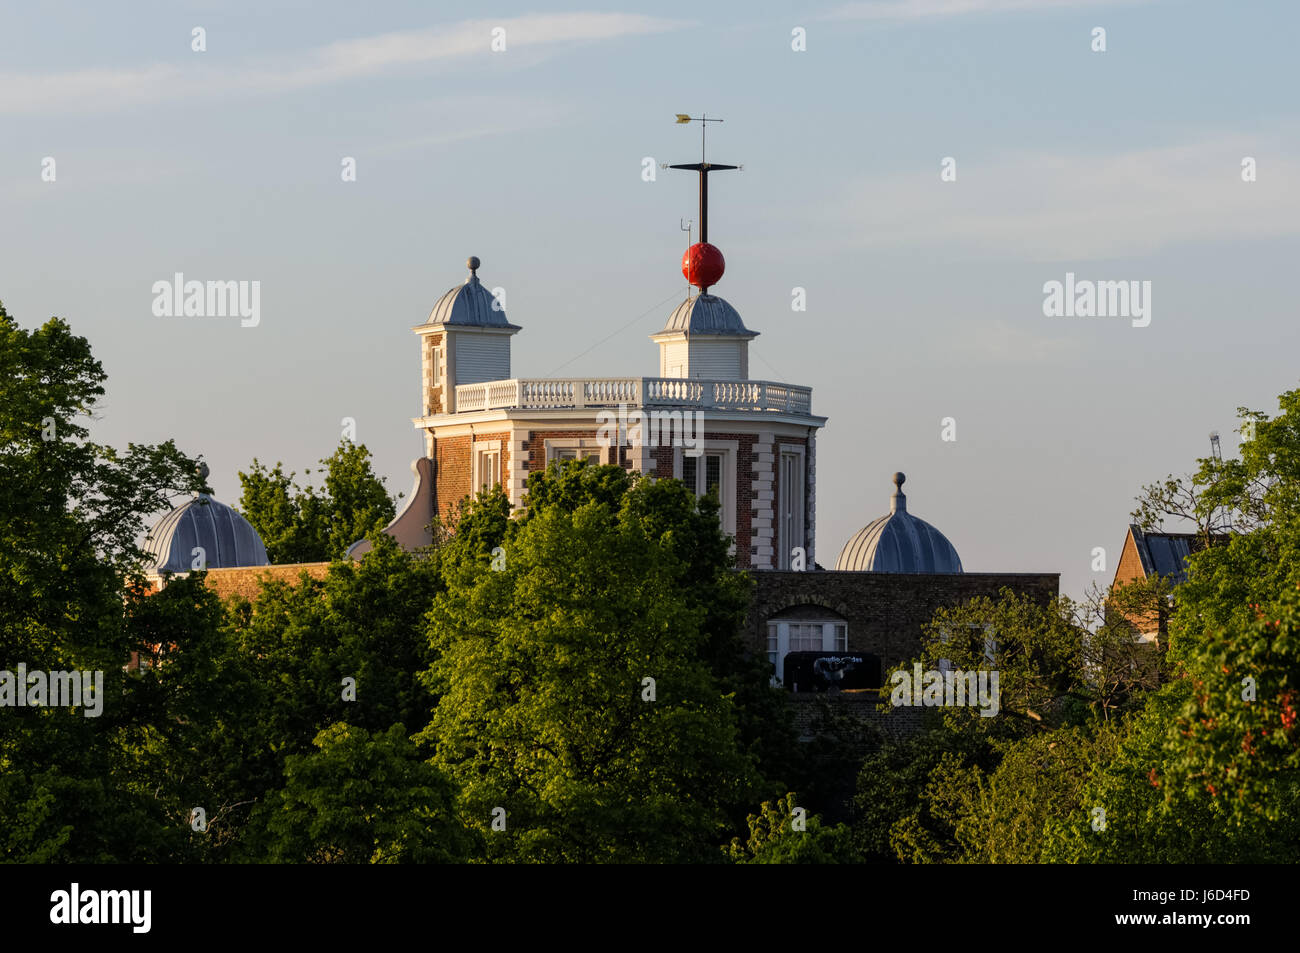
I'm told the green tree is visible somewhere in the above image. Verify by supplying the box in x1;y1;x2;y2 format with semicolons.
420;463;764;862
945;726;1120;863
1130;387;1300;832
726;792;858;864
264;723;475;864
1041;683;1297;863
0;303;202;862
851;728;997;863
238;440;397;562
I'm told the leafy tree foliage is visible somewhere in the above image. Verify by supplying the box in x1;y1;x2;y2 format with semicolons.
420;463;764;862
1124;388;1300;834
725;792;857;864
264;723;475;863
0;303;201;862
238;440;397;563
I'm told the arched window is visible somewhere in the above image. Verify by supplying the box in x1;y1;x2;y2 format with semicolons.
765;605;848;685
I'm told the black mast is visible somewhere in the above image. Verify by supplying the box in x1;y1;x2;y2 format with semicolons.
668;114;738;245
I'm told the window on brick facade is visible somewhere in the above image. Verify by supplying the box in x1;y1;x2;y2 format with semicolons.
777;447;805;570
551;447;600;463
682;451;724;499
472;444;501;491
545;438;606;468
765;616;848;685
431;345;442;387
676;444;736;542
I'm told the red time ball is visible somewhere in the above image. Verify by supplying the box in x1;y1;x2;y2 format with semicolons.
682;242;725;289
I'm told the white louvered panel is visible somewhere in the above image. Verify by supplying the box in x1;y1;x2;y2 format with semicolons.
660;340;688;377
454;333;511;385
686;340;743;380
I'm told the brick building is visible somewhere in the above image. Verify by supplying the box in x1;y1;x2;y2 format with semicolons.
347;253;826;571
1106;523;1228;645
139;159;1060;730
345;156;1060;706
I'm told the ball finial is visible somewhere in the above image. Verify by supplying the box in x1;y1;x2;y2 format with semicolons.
467;256;480;276
893;471;906;489
196;461;210;481
682;242;725;292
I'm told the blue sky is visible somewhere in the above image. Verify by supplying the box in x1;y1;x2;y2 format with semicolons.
3;0;1297;599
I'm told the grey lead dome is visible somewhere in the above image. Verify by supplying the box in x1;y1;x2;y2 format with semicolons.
661;294;757;336
835;472;963;573
426;256;520;329
144;494;269;573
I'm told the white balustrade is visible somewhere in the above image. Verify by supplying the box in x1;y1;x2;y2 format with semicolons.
451;377;813;415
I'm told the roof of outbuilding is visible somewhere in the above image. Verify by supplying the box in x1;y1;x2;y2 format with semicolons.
1126;524;1229;584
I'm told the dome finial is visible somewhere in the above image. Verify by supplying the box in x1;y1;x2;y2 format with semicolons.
890;471;907;514
466;256;480;280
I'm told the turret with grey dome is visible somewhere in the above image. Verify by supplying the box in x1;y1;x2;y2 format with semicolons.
425;256;521;331
651;293;758;380
835;472;963;573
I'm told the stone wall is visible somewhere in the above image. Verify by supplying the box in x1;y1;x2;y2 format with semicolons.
787;690;932;750
747;569;1060;672
755;570;1059;745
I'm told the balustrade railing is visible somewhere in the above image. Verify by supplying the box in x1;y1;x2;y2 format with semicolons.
451;377;813;415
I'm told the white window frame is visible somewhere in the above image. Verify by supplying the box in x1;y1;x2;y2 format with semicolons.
766;619;848;685
777;444;805;570
674;440;737;539
430;344;443;387
544;437;612;466
472;440;502;492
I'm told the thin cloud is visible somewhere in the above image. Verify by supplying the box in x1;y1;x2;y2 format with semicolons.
824;135;1300;260
826;0;1154;21
0;13;684;116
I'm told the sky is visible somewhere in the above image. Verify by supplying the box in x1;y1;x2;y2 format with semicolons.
2;0;1297;601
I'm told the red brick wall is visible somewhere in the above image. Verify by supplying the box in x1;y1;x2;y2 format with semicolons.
787;691;929;747
203;562;331;601
1110;529;1162;636
431;430;511;521
747;569;1061;673
434;434;470;521
1112;530;1145;587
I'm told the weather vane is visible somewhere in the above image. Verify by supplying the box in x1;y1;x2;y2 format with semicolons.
663;114;740;245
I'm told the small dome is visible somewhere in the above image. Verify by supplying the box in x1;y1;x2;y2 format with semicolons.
144;494;269;573
426;257;519;329
660;294;756;337
835;473;963;573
